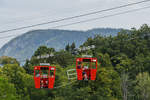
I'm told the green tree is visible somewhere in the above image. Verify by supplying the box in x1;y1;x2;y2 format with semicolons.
2;64;30;100
71;42;76;51
70;42;76;54
55;50;74;67
0;76;20;100
65;43;70;52
34;45;48;56
135;72;150;100
23;59;33;74
0;56;19;65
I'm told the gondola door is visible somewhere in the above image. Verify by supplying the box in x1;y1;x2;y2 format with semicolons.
48;67;56;89
90;58;97;80
34;66;41;88
76;58;83;80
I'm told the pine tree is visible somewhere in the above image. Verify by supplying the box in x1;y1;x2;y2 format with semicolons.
70;42;76;53
65;43;70;52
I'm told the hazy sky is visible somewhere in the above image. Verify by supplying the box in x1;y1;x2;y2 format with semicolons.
0;0;150;48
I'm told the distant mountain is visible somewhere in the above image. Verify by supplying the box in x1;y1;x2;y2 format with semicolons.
0;28;122;61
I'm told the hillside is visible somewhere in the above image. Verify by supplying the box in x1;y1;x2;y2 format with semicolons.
0;28;121;60
0;24;150;100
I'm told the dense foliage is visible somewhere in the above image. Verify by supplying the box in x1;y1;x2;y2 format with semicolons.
0;24;150;100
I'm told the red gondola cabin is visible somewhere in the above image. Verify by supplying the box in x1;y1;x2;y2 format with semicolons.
34;66;56;89
76;58;97;80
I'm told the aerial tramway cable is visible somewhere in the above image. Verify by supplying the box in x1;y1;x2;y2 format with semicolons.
0;5;150;40
0;0;150;34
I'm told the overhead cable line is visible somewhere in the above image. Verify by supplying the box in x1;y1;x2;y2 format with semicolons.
0;0;150;33
2;0;149;26
0;5;150;40
51;6;150;29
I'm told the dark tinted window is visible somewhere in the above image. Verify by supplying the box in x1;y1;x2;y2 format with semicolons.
83;59;91;62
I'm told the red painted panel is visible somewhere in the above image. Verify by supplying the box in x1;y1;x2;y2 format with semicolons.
90;69;97;80
77;69;83;80
48;67;56;89
48;77;55;89
34;67;40;88
34;77;40;88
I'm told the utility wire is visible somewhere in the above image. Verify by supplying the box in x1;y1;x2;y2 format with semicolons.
51;6;150;29
0;0;150;34
0;5;150;40
2;0;149;27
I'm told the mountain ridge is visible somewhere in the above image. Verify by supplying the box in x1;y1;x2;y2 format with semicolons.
0;28;122;61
